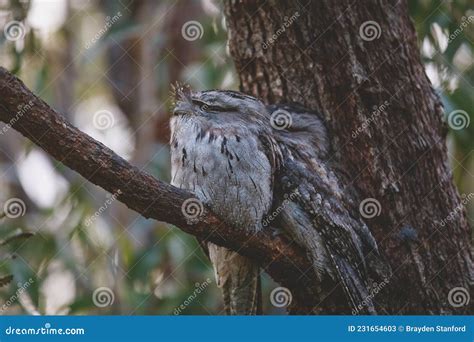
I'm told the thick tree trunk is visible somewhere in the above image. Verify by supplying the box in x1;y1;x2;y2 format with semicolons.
225;0;472;314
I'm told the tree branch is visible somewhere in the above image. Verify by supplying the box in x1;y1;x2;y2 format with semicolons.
0;67;313;292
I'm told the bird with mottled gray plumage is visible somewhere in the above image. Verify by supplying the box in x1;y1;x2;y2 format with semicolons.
169;85;388;314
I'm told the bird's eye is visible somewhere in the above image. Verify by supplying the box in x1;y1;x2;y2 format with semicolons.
192;99;228;112
193;100;209;111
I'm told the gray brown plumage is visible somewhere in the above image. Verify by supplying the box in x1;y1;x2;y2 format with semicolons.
170;86;387;314
170;87;275;314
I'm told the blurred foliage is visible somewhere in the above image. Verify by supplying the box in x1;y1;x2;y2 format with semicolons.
410;0;473;190
0;0;472;315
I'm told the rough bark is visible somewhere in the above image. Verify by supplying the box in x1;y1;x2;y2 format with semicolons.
0;66;312;293
224;0;472;314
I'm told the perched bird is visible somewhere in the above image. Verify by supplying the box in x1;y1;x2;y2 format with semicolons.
169;85;387;314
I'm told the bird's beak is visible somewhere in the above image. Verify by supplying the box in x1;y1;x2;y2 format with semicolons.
173;101;193;116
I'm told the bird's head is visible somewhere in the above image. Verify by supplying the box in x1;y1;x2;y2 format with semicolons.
171;84;268;125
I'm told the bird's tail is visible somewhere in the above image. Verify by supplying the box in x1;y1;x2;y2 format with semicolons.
208;243;260;315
